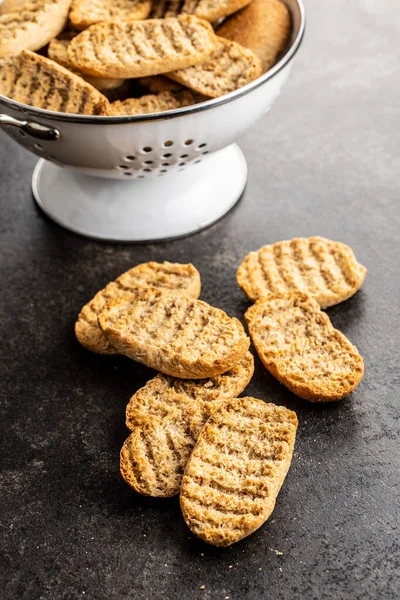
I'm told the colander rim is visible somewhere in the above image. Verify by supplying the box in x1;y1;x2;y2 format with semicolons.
0;0;305;125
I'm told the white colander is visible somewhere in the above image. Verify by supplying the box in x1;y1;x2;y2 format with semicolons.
0;0;305;241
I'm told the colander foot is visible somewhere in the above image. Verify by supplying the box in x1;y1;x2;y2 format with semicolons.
31;143;247;242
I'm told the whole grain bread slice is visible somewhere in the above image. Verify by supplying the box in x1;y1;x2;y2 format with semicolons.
180;396;298;546
245;292;364;402
109;90;195;116
168;37;262;97
67;16;218;79
121;352;254;496
98;289;250;378
48;31;126;90
75;262;201;355
217;0;291;72
0;50;109;114
69;0;152;31
0;0;71;57
150;0;253;22
237;236;367;308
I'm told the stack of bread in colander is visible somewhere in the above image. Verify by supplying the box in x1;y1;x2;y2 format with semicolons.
74;237;366;546
0;0;291;115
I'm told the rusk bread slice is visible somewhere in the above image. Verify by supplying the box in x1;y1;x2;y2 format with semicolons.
48;32;126;90
180;397;298;546
217;0;291;72
67;16;218;79
237;237;367;308
75;262;201;355
126;351;254;430
168;37;262;97
121;352;254;496
109;90;195;116
98;289;250;378
150;0;253;22
69;0;152;31
0;0;71;57
137;75;184;94
0;50;109;114
245;292;364;402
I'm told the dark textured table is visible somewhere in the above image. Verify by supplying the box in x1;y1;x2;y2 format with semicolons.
1;1;399;599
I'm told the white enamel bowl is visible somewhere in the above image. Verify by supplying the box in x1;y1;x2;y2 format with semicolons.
0;0;305;241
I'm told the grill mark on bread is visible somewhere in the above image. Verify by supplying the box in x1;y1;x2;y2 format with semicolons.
69;0;152;30
237;237;367;307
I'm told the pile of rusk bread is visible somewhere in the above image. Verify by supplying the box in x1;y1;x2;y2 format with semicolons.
74;236;366;547
0;0;290;115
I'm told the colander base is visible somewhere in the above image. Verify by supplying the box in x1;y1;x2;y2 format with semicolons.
32;144;247;242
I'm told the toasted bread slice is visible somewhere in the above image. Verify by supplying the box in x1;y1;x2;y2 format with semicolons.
69;0;152;31
0;50;109;114
75;262;201;355
237;237;367;308
137;75;184;94
180;397;298;546
110;90;195;115
48;32;126;90
168;37;262;97
98;289;250;378
150;0;253;22
0;0;71;57
126;351;254;430
245;292;364;402
67;16;218;79
217;0;291;72
0;0;27;15
121;352;254;497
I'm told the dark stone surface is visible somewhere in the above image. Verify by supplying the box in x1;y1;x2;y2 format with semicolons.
0;1;399;598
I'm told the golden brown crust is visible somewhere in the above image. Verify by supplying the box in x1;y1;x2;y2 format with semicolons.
109;90;195;116
137;75;184;94
0;0;72;57
75;262;201;354
168;37;262;97
217;0;291;72
98;289;250;378
150;0;253;22
69;0;152;30
48;32;126;90
180;396;298;546
0;50;109;115
0;0;27;15
237;237;367;308
121;352;254;497
67;16;218;79
245;292;364;402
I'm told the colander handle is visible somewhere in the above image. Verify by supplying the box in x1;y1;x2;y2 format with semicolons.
0;114;60;141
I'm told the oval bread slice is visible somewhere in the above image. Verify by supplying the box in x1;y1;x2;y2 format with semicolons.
67;16;218;79
168;37;262;97
180;396;298;546
109;90;195;116
126;351;254;430
245;292;364;402
98;289;250;378
0;0;71;57
237;236;367;308
150;0;253;22
120;352;254;497
216;0;291;72
0;50;109;114
69;0;152;31
75;262;201;355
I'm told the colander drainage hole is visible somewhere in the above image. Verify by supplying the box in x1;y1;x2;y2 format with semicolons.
184;139;193;146
118;165;129;170
144;160;153;164
178;162;186;167
180;154;188;159
142;146;152;153
163;140;173;148
123;172;133;176
163;153;172;158
194;159;201;164
162;162;170;166
125;155;136;161
138;175;145;178
143;168;152;172
198;143;207;149
160;169;167;173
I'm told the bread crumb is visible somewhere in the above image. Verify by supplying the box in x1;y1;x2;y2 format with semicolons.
200;585;205;590
270;548;284;556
